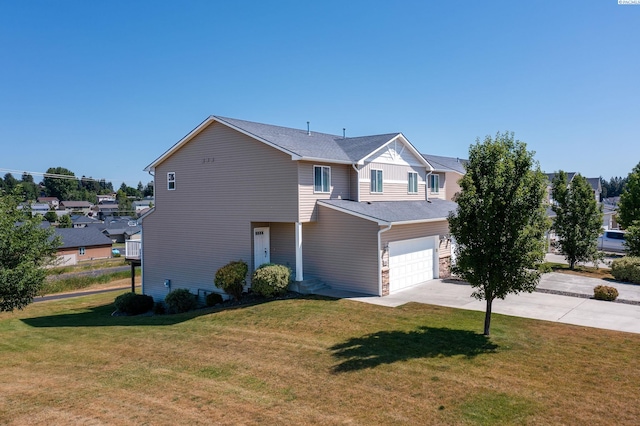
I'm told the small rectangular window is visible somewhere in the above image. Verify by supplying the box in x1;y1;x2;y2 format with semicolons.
167;172;176;191
429;174;439;194
314;166;331;193
79;247;85;255
408;172;418;194
371;169;383;193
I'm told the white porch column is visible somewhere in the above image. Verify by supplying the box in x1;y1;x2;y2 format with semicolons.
295;221;303;281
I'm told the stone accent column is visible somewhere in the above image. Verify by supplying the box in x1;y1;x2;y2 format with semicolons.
381;268;390;296
439;256;451;279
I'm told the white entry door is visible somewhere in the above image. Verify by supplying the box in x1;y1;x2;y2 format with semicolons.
254;227;270;269
388;236;437;293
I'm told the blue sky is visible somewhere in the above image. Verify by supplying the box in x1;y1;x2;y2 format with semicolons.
1;0;638;189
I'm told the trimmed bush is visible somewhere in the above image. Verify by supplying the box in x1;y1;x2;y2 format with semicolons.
206;292;223;307
594;285;619;301
611;256;640;284
153;302;166;315
214;260;248;301
251;264;291;298
164;288;198;314
114;292;154;315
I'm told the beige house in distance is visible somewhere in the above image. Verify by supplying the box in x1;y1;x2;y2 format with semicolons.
141;116;458;300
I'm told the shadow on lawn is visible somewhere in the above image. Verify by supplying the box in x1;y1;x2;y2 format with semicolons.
21;294;335;328
330;326;497;373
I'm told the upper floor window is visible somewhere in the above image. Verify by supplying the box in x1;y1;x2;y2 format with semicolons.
408;172;418;194
167;172;176;190
314;166;331;193
429;174;439;194
371;169;383;193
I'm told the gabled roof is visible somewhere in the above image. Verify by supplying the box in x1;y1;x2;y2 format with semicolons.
145;115;432;170
545;173;601;191
60;201;93;208
54;227;113;249
422;154;467;174
318;199;457;225
545;172;577;183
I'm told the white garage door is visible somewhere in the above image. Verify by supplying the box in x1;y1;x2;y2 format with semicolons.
389;236;437;293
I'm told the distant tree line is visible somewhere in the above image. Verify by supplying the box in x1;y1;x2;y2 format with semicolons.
0;166;153;205
600;176;628;199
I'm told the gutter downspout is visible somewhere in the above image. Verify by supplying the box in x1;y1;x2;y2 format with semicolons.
378;223;393;296
351;163;360;202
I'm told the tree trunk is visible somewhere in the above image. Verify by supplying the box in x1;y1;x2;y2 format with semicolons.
569;259;575;270
484;298;493;336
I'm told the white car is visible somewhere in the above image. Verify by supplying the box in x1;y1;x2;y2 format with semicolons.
598;230;626;252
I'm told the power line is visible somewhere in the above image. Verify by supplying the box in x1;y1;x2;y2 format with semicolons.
0;168;115;183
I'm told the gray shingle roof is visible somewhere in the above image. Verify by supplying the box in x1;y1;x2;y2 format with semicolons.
54;227;113;249
422;154;467;174
215;115;403;163
318;199;457;224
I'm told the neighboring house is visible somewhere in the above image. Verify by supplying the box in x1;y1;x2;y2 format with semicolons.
60;200;94;215
95;202;120;219
102;217;141;243
28;202;51;216
421;154;467;202
37;197;60;209
141;115;458;301
545;173;602;203
54;227;114;265
71;214;100;228
132;199;154;212
97;194;117;203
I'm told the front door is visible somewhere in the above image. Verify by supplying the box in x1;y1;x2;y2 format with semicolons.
254;227;270;269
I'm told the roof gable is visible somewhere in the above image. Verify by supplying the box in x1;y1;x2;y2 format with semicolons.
145;116;431;171
422;154;467;174
361;135;430;168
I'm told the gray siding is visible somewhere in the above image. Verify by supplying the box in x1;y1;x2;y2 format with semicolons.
298;161;351;222
303;206;379;295
381;221;451;258
359;162;427;202
267;222;296;270
143;122;299;301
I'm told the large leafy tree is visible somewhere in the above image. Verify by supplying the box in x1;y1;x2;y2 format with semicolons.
618;161;640;229
551;171;603;269
448;132;548;336
43;167;78;200
0;190;60;311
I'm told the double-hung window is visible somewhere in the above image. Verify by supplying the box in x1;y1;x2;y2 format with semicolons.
314;166;331;193
371;169;383;193
79;247;85;256
408;172;418;194
167;172;176;191
429;174;439;194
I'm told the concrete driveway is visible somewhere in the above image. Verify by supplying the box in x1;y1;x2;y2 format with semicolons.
316;272;640;334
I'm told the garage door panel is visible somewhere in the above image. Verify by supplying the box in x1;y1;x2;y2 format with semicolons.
389;236;436;293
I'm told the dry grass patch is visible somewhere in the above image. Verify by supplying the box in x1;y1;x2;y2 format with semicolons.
1;291;639;425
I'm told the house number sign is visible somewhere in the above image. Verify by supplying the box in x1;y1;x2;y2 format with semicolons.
201;157;215;164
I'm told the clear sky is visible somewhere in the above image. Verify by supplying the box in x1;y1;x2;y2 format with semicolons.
1;0;638;189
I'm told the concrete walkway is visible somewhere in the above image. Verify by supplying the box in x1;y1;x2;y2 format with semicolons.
316;273;640;334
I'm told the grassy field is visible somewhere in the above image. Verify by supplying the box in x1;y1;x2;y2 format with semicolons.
1;290;639;425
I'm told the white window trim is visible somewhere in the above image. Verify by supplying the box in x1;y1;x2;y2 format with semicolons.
408;172;418;194
429;174;439;194
167;172;176;191
313;165;331;194
371;169;384;194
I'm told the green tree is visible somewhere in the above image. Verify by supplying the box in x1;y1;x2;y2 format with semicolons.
3;173;18;192
624;223;640;256
116;189;132;214
618;162;640;229
44;210;58;223
43;167;78;200
142;181;154;197
551;171;603;269
20;173;39;201
0;190;60;311
58;214;73;228
448;132;548;336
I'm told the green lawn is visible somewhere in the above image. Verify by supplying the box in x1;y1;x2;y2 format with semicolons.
1;290;639;425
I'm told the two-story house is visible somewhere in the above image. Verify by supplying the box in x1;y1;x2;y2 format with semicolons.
141;116;457;300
